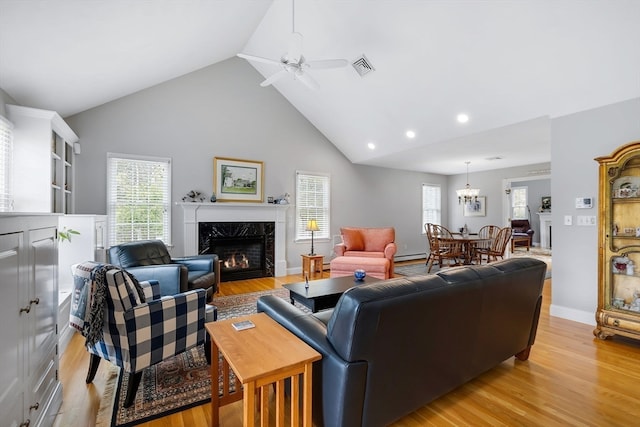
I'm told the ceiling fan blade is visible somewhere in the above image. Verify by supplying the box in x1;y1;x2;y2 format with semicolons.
295;70;319;90
260;70;289;87
237;53;282;67
305;59;349;69
287;32;303;63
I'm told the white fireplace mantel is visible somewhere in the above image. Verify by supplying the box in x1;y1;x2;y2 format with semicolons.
178;202;289;276
537;212;552;249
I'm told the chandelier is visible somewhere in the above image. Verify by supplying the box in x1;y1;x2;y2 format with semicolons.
456;161;480;204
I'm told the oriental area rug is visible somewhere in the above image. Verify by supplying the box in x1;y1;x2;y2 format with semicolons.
96;288;292;427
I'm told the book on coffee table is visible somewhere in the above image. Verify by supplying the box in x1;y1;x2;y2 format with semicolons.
232;320;256;331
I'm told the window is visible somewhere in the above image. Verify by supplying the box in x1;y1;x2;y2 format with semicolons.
0;115;13;211
422;183;441;232
107;153;171;246
512;186;528;219
295;171;330;242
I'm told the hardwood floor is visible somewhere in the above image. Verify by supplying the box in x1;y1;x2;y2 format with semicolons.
53;263;640;427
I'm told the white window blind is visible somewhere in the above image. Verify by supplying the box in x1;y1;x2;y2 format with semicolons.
512;186;528;219
0;115;13;212
107;153;171;246
295;171;330;241
422;183;441;232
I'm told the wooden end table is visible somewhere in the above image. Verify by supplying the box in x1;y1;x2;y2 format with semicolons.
206;313;321;427
301;254;324;280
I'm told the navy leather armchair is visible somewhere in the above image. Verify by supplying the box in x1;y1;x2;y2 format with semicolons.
108;239;220;299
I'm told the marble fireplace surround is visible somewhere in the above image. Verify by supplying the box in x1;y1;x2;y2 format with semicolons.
179;202;288;277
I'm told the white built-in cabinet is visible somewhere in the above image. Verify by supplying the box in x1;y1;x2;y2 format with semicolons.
6;105;78;214
0;214;61;427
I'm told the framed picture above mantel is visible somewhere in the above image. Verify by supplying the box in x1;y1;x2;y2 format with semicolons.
213;157;264;202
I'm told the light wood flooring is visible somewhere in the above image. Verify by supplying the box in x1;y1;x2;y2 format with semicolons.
53;261;640;427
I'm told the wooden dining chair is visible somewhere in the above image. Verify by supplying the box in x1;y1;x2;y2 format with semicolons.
476;226;512;264
425;223;465;272
473;225;500;262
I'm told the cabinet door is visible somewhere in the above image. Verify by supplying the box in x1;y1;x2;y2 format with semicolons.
26;227;58;422
0;232;25;427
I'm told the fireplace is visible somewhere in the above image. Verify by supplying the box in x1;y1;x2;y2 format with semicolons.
199;221;275;282
180;202;288;277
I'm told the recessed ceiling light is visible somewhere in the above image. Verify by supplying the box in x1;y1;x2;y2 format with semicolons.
457;113;469;124
367;142;376;150
405;130;416;139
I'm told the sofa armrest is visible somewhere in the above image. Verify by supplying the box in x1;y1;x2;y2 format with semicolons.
123;264;188;295
257;295;368;427
123;288;206;372
173;254;217;272
334;243;347;257
140;280;161;301
384;242;398;259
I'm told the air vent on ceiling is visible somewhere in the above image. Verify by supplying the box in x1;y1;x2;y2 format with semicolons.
352;55;375;77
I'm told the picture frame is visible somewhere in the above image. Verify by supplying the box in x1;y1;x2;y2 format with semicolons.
213;157;264;202
463;196;486;217
541;196;551;211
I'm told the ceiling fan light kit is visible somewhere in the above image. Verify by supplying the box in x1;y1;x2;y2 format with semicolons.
237;0;349;89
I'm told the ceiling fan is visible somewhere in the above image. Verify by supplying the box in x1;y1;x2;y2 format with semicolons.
237;0;348;90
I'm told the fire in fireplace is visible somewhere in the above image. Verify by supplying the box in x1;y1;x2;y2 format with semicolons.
199;222;275;281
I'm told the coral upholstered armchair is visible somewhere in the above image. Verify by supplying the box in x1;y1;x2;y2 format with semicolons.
333;227;397;276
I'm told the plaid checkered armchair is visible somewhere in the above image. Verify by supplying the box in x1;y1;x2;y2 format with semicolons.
70;261;206;408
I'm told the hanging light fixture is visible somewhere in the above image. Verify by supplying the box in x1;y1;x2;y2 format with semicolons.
456;161;480;204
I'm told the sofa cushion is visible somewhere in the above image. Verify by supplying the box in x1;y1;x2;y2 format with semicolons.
341;228;365;251
110;240;172;268
362;227;395;252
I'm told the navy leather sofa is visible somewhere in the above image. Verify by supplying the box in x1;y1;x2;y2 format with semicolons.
257;257;547;427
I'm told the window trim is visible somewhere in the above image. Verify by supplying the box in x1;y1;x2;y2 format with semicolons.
107;152;172;246
295;171;330;243
0;114;13;212
421;183;442;233
511;186;528;220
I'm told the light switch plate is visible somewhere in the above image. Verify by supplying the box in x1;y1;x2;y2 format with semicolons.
564;215;573;225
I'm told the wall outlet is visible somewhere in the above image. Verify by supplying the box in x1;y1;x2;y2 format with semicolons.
564;215;573;226
577;215;597;226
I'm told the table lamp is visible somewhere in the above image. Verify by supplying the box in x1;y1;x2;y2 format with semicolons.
306;219;319;255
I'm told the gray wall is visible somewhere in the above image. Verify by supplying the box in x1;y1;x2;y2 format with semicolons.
7;54;640;326
550;97;640;324
64;57;447;269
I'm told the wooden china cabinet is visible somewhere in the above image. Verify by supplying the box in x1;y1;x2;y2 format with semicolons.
594;141;640;341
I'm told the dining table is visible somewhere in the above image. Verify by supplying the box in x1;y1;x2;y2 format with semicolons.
450;233;491;264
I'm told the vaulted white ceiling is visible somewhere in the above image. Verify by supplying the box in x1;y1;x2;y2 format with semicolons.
1;0;639;175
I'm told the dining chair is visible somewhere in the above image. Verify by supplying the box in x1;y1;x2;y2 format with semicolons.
473;225;500;261
425;223;465;272
476;226;512;264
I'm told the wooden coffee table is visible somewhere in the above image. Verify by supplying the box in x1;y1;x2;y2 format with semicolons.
283;275;380;312
206;313;321;427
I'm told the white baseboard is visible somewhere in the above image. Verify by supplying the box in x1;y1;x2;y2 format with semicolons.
394;253;426;262
550;304;595;326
